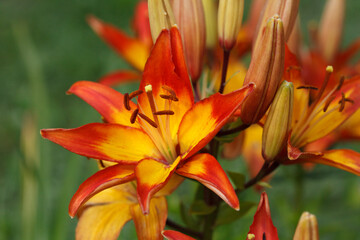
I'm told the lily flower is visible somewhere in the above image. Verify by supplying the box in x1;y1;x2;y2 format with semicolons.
87;1;152;86
290;0;360;151
76;182;169;240
281;56;360;175
41;26;253;215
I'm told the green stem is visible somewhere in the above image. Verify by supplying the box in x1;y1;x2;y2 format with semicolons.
237;162;280;193
219;50;230;94
166;219;203;239
294;165;304;214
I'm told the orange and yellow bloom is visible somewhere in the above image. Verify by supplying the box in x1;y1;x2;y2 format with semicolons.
42;27;253;218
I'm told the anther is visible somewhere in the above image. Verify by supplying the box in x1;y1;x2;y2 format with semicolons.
344;98;354;104
138;112;158;128
336;76;345;91
153;110;174;115
130;109;139;124
124;93;131;111
160;94;179;101
162;85;176;95
297;85;319;90
129;90;143;99
323;95;335;112
99;160;106;168
339;92;346;112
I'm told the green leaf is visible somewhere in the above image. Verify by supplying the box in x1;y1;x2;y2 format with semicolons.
257;181;272;189
189;200;216;215
215;201;257;226
228;171;246;190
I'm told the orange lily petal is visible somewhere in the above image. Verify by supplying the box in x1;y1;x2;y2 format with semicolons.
138;27;194;144
133;1;152;47
41;123;163;163
247;192;279;240
335;38;360;68
338;108;360;140
67;81;138;126
178;84;253;158
176;153;239;210
286;149;360;176
98;70;141;87
76;199;132;240
135;157;181;213
155;174;184;197
69;164;136;217
130;196;167;240
287;137;323;161
299;77;360;146
162;230;196;240
87;15;149;70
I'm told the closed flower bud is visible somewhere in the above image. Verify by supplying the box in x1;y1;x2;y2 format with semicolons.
318;0;345;62
148;0;176;42
293;212;319;240
262;81;293;162
172;0;206;82
241;15;285;125
287;16;301;56
202;0;218;49
253;0;299;51
218;0;244;51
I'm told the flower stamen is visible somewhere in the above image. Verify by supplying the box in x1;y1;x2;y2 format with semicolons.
129;89;143;99
297;85;318;90
153;110;175;115
124;93;131;110
323;95;335;112
145;85;160;127
160;94;179;101
138;112;158;128
130;109;139;124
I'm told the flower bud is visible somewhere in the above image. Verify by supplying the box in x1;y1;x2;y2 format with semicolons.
148;0;176;42
241;15;285;125
287;16;301;56
262;81;293;162
218;0;244;51
253;0;299;51
293;212;319;240
172;0;206;82
202;0;218;49
318;0;345;62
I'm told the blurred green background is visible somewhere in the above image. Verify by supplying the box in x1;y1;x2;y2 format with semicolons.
1;0;359;239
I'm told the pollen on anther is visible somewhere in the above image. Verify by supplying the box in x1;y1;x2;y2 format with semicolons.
297;85;318;90
124;93;131;111
339;92;346;112
323;95;335;112
129;90;143;99
153;110;174;115
162;85;176;96
160;94;179;101
336;76;345;91
130;109;139;124
138;112;158;128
